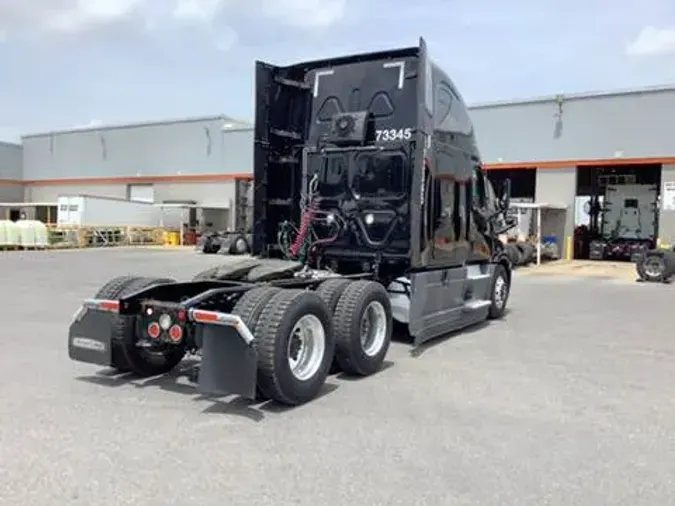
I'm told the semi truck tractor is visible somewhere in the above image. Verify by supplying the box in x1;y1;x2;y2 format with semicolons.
68;38;515;406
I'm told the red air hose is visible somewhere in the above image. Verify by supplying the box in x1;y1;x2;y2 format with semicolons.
289;200;316;258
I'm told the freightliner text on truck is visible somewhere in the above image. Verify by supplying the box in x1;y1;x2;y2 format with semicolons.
67;37;515;406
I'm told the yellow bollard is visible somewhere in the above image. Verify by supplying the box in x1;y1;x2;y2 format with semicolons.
163;231;180;247
565;236;573;260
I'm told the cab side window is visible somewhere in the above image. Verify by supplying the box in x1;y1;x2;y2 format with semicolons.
472;166;486;208
434;81;473;136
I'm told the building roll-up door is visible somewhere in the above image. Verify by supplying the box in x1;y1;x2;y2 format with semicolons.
128;184;155;203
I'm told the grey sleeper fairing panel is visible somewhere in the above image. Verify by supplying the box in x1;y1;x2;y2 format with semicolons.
408;264;495;346
408;268;465;346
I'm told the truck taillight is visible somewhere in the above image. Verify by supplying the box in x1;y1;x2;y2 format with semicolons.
169;325;183;343
147;322;161;339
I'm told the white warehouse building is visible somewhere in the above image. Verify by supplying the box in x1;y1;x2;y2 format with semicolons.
17;115;254;229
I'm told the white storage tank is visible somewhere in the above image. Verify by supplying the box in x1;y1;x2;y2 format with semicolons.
33;221;49;248
0;220;21;247
16;220;49;248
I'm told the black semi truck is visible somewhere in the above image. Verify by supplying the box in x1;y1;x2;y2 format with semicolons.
68;38;515;406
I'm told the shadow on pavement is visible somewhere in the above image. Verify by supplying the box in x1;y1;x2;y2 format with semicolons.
76;358;341;422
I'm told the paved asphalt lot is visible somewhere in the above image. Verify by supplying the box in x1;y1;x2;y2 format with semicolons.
1;248;674;506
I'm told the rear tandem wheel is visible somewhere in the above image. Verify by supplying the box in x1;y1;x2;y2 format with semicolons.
253;289;335;406
94;275;185;376
231;286;284;401
93;275;143;372
117;277;187;377
314;278;353;374
332;281;393;377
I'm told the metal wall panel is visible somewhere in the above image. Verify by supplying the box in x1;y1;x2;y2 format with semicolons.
27;184;128;202
22;118;253;181
0;183;23;203
470;87;675;164
128;184;155;203
26;181;234;210
535;167;576;258
0;141;22;180
659;164;675;245
0;142;24;203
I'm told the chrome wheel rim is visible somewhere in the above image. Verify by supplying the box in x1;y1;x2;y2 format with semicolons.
287;314;326;381
360;301;388;357
644;257;665;278
494;275;508;308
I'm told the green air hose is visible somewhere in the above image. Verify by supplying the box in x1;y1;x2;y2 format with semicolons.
277;221;311;263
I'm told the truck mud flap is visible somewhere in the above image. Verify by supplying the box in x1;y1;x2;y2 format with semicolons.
68;304;116;367
190;309;258;400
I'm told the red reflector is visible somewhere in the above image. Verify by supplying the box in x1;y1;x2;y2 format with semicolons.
168;325;183;342
192;310;220;323
99;300;119;312
177;310;186;321
147;322;161;339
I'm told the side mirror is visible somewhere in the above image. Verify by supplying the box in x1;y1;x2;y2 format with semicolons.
501;178;511;210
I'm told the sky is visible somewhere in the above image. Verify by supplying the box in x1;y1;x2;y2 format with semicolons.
1;0;675;142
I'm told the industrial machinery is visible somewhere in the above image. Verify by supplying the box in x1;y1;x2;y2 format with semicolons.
588;183;657;261
196;178;253;255
67;38;515;406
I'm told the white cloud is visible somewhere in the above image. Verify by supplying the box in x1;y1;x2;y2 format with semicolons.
46;0;144;33
626;26;675;57
0;0;347;48
171;0;226;21
214;27;238;52
0;0;146;35
259;0;346;28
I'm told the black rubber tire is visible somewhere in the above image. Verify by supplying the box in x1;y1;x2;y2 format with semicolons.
118;276;186;377
202;235;220;254
636;250;675;282
504;243;521;265
229;234;248;255
333;280;392;377
94;275;143;372
231;286;284;401
488;263;510;319
254;289;334;405
217;235;234;254
515;243;535;265
315;278;353;374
